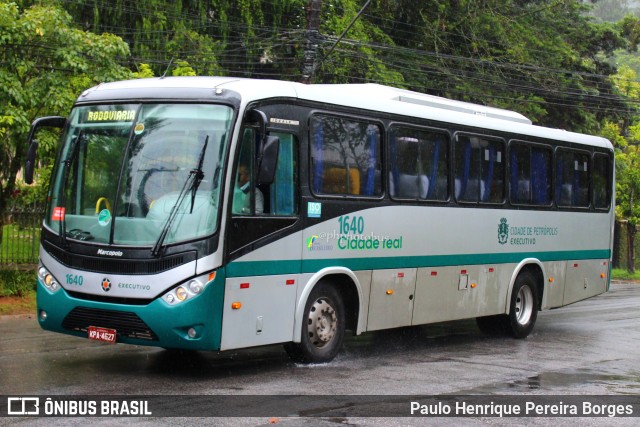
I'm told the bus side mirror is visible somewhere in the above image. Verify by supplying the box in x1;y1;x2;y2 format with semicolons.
24;116;66;184
257;135;280;185
24;140;39;185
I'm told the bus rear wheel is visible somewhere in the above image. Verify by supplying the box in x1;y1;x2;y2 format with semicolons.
284;282;345;364
476;271;539;338
507;271;539;338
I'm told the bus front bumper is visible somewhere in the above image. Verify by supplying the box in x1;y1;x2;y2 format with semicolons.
35;273;225;351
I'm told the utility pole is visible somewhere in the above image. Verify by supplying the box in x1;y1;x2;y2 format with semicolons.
301;0;322;84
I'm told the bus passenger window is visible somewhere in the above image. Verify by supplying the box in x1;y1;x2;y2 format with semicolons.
455;134;504;203
310;114;381;197
556;149;590;208
389;126;449;201
531;147;552;205
593;153;611;210
510;143;551;205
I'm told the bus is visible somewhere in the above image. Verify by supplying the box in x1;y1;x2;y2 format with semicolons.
25;77;614;363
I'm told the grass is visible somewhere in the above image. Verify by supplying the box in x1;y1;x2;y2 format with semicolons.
0;269;36;316
0;224;40;265
611;268;640;282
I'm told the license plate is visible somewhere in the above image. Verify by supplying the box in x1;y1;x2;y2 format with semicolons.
88;326;117;344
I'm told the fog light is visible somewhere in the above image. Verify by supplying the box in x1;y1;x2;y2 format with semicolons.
176;286;188;301
39;310;47;321
187;328;197;338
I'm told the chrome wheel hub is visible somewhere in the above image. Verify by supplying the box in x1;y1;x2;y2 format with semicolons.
307;298;337;348
515;285;534;325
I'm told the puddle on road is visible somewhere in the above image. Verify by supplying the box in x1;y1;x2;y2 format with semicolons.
462;369;640;394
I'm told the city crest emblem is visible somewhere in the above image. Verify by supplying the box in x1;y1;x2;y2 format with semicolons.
101;278;112;292
498;218;509;245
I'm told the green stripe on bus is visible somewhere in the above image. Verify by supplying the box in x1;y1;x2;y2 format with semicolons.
226;249;611;277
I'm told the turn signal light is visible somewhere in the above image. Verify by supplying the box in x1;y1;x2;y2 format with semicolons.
231;302;242;310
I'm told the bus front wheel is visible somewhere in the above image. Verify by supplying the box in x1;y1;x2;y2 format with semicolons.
284;282;345;364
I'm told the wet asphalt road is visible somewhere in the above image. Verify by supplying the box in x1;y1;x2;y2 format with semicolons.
1;282;640;426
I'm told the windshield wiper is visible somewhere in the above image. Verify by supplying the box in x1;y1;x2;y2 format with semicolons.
151;136;209;257
189;136;208;213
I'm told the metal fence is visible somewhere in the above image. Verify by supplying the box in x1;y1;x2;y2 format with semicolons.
0;204;44;266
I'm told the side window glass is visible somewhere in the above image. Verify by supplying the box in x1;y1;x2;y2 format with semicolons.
389;126;449;200
455;134;504;203
268;132;298;216
531;146;552;205
232;128;259;215
510;144;530;204
310;114;382;197
556;149;590;208
232;129;299;216
510;143;552;205
593;153;611;210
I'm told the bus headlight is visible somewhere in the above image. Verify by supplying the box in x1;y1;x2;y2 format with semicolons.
38;265;60;292
176;286;188;301
188;280;203;294
162;272;214;305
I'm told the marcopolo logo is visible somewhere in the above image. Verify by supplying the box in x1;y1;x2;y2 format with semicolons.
97;248;123;257
498;218;509;245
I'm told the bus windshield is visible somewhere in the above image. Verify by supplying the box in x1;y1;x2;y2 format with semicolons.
46;103;233;247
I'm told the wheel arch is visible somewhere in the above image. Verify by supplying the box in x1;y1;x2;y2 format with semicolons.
505;259;545;315
292;267;363;343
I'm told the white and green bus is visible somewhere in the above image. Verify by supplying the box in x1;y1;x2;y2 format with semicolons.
26;77;614;363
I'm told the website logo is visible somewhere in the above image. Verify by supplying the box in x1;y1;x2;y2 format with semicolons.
7;397;40;415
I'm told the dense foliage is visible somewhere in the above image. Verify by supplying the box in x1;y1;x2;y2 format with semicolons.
0;1;131;244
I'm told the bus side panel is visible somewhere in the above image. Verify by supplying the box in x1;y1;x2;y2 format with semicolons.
542;261;567;309
220;273;298;351
367;268;417;331
562;259;609;306
412;264;505;325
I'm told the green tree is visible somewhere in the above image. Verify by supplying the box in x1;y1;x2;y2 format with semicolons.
313;0;405;86
0;1;131;243
610;125;640;273
602;65;640;272
371;0;628;132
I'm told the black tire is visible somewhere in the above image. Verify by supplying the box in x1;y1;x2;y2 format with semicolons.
284;282;345;363
506;271;539;338
476;271;539;338
476;314;507;335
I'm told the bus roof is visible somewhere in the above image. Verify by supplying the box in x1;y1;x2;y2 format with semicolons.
80;76;612;150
